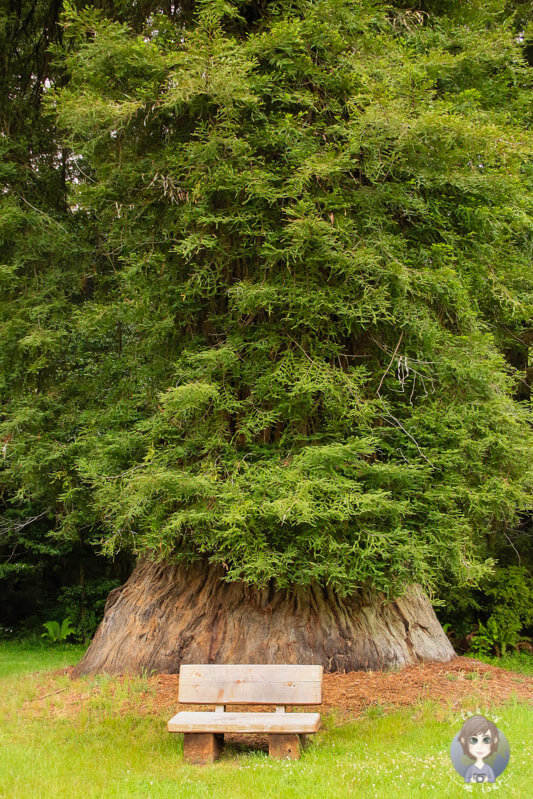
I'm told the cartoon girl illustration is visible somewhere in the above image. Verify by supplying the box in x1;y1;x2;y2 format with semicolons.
458;715;499;783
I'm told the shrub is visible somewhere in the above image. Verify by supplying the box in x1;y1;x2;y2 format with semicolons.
57;579;121;642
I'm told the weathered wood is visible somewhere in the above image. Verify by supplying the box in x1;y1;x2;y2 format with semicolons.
178;681;322;705
74;558;455;676
182;732;223;765
168;711;321;734
180;664;321;684
169;663;321;761
268;734;301;760
178;664;323;705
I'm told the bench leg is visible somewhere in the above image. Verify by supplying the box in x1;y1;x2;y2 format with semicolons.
268;733;301;760
183;733;223;765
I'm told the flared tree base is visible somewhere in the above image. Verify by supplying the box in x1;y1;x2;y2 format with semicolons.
74;559;455;676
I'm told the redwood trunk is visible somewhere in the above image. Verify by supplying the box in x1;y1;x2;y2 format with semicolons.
74;559;454;676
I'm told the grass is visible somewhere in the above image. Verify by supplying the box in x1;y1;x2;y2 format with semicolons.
465;650;533;676
0;637;86;678
0;641;531;798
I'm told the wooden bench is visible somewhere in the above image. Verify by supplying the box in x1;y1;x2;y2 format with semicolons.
167;664;323;764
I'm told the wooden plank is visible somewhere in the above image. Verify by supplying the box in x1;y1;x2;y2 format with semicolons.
179;664;322;683
178;664;323;705
182;732;223;765
268;734;301;760
168;711;321;734
178;680;323;705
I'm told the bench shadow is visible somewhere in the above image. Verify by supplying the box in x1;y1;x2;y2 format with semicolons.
223;733;269;755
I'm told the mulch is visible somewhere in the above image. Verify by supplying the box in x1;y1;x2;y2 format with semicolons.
22;656;532;728
153;657;533;721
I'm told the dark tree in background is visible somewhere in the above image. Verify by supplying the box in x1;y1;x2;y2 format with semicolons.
1;1;531;666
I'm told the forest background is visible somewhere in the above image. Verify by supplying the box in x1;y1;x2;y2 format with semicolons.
0;0;532;659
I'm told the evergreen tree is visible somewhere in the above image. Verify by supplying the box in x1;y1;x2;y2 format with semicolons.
1;1;532;643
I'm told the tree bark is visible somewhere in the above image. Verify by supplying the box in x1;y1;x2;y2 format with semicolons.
73;558;455;676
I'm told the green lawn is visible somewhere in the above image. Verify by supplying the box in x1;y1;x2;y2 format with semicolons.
0;638;87;679
0;641;531;798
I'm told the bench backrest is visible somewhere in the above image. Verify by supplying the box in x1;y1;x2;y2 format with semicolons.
178;664;323;706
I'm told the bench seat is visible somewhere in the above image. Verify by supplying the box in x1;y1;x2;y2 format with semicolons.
168;711;321;734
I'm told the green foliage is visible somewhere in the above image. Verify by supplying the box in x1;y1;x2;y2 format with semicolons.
483;566;533;647
468;618;501;657
57;578;121;642
468;617;532;658
41;618;75;643
439;563;533;654
467;566;533;655
1;0;532;621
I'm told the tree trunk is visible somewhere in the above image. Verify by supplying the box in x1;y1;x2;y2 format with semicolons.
74;559;455;676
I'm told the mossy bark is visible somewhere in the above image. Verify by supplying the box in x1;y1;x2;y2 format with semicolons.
74;559;455;675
